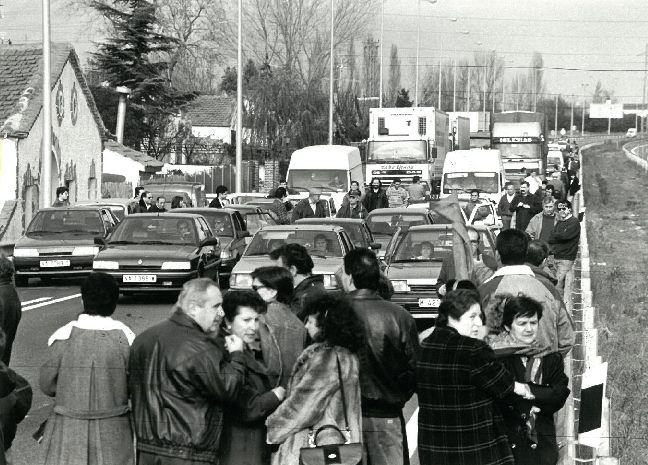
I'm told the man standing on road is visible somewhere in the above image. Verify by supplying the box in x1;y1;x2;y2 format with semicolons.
291;189;326;221
133;190;154;213
209;185;229;208
269;243;325;320
407;175;427;202
363;178;389;212
341;248;419;465
150;196;167;213
336;190;367;219
52;187;70;207
509;181;541;232
463;189;481;219
386;178;409;208
548;200;581;293
0;254;21;365
128;278;246;465
526;198;558;242
497;183;516;230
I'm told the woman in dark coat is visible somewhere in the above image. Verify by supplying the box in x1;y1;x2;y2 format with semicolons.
218;290;285;465
497;296;570;465
362;178;389;212
417;289;533;465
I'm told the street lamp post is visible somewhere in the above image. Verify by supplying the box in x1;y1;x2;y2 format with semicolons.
379;0;384;108
41;0;52;206
414;0;437;107
328;0;334;144
235;0;243;192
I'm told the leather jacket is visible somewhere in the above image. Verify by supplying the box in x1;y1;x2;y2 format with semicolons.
348;289;419;415
128;312;246;462
290;275;326;320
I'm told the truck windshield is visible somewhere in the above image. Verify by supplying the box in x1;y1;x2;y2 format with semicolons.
443;173;499;194
287;170;348;191
367;140;427;163
493;143;542;160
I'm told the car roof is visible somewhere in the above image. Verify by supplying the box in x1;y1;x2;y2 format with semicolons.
172;207;238;214
126;212;205;219
258;225;345;233
296;218;364;225
407;224;459;232
38;206;103;212
367;208;429;215
75;198;132;205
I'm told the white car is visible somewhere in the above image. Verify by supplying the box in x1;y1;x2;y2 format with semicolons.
627;128;638;137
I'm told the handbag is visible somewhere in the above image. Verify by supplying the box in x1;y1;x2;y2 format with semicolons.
299;352;362;465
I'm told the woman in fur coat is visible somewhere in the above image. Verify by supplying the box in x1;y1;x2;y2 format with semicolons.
266;294;364;465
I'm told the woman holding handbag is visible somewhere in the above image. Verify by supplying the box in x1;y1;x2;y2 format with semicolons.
266;294;364;465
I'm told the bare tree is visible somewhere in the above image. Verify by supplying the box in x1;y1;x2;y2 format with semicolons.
363;35;380;99
472;50;504;113
387;44;401;107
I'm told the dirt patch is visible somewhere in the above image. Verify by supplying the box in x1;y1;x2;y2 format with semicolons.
584;143;648;462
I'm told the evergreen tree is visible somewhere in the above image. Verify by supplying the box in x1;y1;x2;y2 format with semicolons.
395;88;413;107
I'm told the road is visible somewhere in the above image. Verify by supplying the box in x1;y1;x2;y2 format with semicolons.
9;279;421;465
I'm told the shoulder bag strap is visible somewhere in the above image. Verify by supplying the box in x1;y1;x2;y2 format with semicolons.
335;351;350;431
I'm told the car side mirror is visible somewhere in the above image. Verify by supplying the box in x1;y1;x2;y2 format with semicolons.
200;237;219;248
94;237;107;249
236;230;251;239
370;242;382;250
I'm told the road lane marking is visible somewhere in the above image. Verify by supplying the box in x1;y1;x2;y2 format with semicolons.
22;294;81;311
21;297;52;306
407;407;419;458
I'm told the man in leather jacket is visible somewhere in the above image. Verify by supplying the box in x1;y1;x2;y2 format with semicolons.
128;278;246;465
340;248;420;465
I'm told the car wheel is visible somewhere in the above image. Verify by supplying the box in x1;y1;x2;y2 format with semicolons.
14;276;28;287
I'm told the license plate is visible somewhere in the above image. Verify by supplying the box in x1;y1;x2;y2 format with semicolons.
123;274;157;283
418;298;441;308
40;260;70;268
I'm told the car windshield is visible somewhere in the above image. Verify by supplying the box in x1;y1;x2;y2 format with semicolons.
244;212;275;235
108;217;198;245
287;170;348;191
367;140;427;163
392;229;456;263
193;212;234;237
443;172;499;194
492;143;542;160
367;214;428;235
27;210;104;236
245;230;342;257
107;206;126;221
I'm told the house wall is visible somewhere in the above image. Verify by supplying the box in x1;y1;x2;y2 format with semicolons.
103;147;144;189
4;59;103;243
191;126;232;143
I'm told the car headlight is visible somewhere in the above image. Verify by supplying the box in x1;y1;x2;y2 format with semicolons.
322;274;338;289
391;280;410;292
72;246;100;256
229;273;252;288
220;249;232;259
161;261;191;270
13;248;39;257
93;261;119;270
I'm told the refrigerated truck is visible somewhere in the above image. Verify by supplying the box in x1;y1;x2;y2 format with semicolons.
366;107;449;193
448;114;471;151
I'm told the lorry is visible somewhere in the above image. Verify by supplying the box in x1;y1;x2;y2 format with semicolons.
491;111;548;186
448;111;492;148
366;107;448;194
448;114;471;151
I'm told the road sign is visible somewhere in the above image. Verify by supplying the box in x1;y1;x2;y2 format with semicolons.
590;102;624;119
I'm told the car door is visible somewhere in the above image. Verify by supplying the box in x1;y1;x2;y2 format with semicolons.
196;218;220;275
230;212;249;259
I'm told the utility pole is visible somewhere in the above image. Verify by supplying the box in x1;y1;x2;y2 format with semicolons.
581;83;589;136
570;94;574;137
452;51;457;112
643;43;647;133
437;60;442;108
378;0;384;108
328;0;334;144
41;0;52;206
554;94;558;136
235;0;243;192
482;69;486;113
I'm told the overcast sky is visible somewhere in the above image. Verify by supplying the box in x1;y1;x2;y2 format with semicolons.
3;0;648;104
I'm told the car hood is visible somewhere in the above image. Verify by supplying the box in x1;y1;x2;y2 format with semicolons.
16;235;96;249
386;261;443;281
233;255;343;275
95;245;198;264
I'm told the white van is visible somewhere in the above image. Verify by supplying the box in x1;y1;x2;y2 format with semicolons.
286;145;364;211
440;149;506;204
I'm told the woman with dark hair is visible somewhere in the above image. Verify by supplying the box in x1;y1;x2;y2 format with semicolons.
417;289;533;465
170;195;185;209
362;178;389;212
40;272;135;465
266;294;364;465
498;296;570;465
218;290;285;465
251;266;306;388
269;187;291;225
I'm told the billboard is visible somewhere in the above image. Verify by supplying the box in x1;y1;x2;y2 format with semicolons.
589;102;624;119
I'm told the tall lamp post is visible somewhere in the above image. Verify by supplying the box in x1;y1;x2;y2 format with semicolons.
41;0;52;206
379;0;384;107
235;0;243;192
414;0;437;107
328;0;334;144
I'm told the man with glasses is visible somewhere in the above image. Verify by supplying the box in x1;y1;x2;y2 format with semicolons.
134;190;154;213
548;200;580;293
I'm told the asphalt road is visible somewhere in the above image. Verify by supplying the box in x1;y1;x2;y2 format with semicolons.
10;279;421;465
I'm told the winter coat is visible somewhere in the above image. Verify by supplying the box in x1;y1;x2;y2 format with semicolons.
40;315;136;465
0;277;21;365
497;194;515;222
501;353;570;465
548;217;580;261
526;263;558;286
268;198;291;225
128;311;246;464
218;349;282;465
525;212;557;242
0;341;32;453
266;343;362;465
479;265;575;357
133;203;152;213
291;199;326;222
348;289;419;413
259;301;307;388
567;176;580;197
386;186;409;208
290;275;326;320
509;194;541;232
335;203;367;219
363;189;389;212
417;326;517;465
51;199;70;207
209;198;225;208
149;204;166;213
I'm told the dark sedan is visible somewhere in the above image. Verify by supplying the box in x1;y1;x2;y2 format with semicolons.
92;213;220;292
365;208;436;258
13;207;117;286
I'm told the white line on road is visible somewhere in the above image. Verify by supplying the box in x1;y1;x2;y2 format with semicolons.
407;407;419;458
21;297;52;306
22;294;81;311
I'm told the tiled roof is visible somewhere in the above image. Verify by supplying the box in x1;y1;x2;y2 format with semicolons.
0;42;107;138
185;95;235;128
104;139;164;171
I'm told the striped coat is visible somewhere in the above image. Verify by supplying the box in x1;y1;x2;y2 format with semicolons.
417;326;516;465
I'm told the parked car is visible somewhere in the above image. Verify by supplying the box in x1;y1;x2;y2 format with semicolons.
229;225;354;290
74;198;132;221
169;208;250;281
92;213;220;292
295;218;380;251
13;207;117;286
142;181;207;207
384;224;473;322
365;208;436;258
